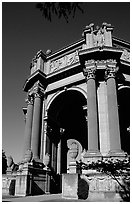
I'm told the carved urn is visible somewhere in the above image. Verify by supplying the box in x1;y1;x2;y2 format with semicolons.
24;149;33;163
43;153;50;168
69;142;79;160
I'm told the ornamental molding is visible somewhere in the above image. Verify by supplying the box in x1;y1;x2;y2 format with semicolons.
49;50;79;73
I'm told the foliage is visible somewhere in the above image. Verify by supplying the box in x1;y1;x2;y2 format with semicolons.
78;156;130;201
2;149;7;174
36;2;83;23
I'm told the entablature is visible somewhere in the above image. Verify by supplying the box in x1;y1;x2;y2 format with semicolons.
24;23;130;93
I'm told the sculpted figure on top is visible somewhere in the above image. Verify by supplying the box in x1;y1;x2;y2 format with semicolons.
83;22;113;48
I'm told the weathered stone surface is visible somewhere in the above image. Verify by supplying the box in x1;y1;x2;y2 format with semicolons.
62;174;79;199
2;174;16;196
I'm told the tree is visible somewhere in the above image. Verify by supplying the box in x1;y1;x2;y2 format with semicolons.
2;149;7;174
36;2;83;23
78;157;130;201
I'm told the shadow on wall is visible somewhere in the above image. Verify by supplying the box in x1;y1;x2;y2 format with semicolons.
78;178;89;200
9;180;16;196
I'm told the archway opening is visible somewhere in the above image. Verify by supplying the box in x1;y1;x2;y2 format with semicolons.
47;90;87;174
117;87;130;155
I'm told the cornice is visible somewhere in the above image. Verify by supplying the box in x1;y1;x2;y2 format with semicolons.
23;70;47;92
46;38;84;60
45;37;129;62
112;36;130;49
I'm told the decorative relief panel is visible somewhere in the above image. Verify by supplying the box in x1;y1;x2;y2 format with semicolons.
49;51;79;73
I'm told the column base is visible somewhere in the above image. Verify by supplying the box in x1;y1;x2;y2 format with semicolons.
106;150;127;160
82;150;102;163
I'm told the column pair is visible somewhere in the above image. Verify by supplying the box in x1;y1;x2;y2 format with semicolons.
83;59;126;157
23;87;44;160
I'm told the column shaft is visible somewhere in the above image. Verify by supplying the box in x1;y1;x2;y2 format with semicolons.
107;76;121;151
87;78;99;151
84;61;99;153
23;96;34;155
31;93;43;159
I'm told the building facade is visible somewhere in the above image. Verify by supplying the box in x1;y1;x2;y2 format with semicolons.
23;23;130;171
3;23;129;199
12;22;129;198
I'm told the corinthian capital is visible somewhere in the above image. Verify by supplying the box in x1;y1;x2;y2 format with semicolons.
34;90;44;99
25;95;34;105
32;81;45;99
105;59;118;79
83;60;96;80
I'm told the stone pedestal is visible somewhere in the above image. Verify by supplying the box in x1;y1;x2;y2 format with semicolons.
62;173;79;199
2;173;17;196
15;163;50;196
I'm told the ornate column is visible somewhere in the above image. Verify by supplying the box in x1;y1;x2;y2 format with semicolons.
83;60;101;157
31;87;44;159
105;60;125;156
23;95;34;156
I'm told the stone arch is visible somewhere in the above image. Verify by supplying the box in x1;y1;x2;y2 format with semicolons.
118;85;130;91
46;86;87;111
46;89;87;174
117;86;130;154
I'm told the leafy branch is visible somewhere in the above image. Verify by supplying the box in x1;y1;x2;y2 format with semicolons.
78;156;130;201
36;2;84;23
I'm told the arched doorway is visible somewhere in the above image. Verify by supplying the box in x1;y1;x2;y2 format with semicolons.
117;87;130;155
47;90;87;174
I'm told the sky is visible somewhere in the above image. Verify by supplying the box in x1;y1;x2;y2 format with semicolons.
2;2;130;163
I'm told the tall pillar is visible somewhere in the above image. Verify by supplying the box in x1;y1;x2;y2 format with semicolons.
105;60;126;156
31;90;43;159
83;60;101;158
23;95;34;156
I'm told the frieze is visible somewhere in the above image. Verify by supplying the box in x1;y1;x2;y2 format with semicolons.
49;51;79;73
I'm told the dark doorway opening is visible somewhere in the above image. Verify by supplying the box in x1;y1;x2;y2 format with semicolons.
48;90;87;174
117;87;130;155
